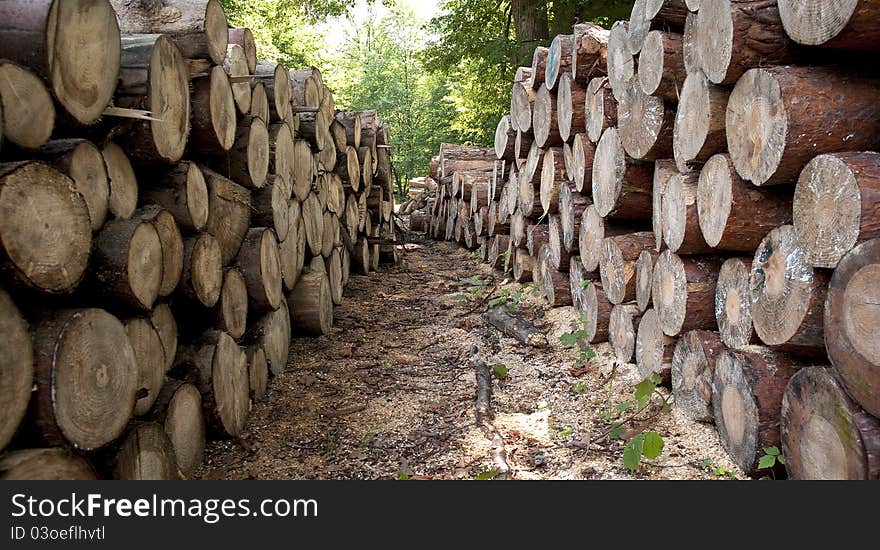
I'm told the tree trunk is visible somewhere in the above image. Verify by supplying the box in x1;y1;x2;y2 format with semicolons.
581;281;613;343
91;217;163;311
781;366;880;480
578;203;632;272
102;142;139;220
180;233;223;307
223;44;251;116
251;299;290;376
713;346;803;475
190;66;236;155
600;231;657;305
288;272;333;336
203;168;253;264
673;72;729;172
0;61;55;149
124;317;166;416
495;115;517;161
609;303;642;363
606;22;633;102
533;84;563;148
572;23;610;85
0;289;33;453
135;206;183;298
793;152;880;268
727;65;880;186
206;116;269;190
140;162;209;233
279;214;305;291
671;330;725;422
715;257;756;349
635;308;676;383
0;0;120;125
0;448;97;480
228;27;256;73
592;128;654;220
111;421;179;480
151;380;205;478
751;225;828;356
586;77;617;144
530;47;550;90
252;176;291;243
539;246;572;307
511;0;549;60
539;147;566;215
255;61;292;122
696;154;792;251
557;74;587;144
635;250;655;312
661;168;713;254
638;30;685;101
214;268;248;340
511;76;537;133
653;251;721;336
618;78;675;161
546;34;573;90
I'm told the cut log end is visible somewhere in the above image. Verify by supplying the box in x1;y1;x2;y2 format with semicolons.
0;289;33;452
715;258;754;349
0;62;55;150
671;330;724;423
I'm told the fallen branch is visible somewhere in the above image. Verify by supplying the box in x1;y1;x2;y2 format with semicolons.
483;306;548;347
472;357;510;479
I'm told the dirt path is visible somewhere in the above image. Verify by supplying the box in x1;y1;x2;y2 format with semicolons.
199;237;744;480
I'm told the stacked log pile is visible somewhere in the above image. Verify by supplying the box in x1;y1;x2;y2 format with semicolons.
418;0;880;479
0;0;396;480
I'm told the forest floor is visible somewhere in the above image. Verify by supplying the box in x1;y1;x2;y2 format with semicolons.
198;233;745;481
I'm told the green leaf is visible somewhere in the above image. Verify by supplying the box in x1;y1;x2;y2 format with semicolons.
397;472;409;480
764;446;781;456
617;401;634;413
559;332;580;347
713;467;727;476
493;364;509;379
474;469;498;480
609;423;625;440
777;455;785;465
489;297;507;308
758;455;777;470
650;372;663;386
579;279;592;289
623;435;645;472
557;427;573;439
642;432;664;459
583;347;598;360
700;458;712;470
450;294;468;301
635;379;656;408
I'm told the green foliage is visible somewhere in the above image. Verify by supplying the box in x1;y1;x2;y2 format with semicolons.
579;279;592;289
493;364;509;379
396;471;410;480
758;446;785;470
474;469;499;480
489;287;525;312
622;431;664;472
557;427;573;439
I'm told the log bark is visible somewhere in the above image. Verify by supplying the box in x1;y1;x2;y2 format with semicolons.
539;245;572;307
291;67;323;109
289;272;333;336
672;72;729;172
190;65;236;155
152;380;205;478
530;47;550;89
180;233;223;308
600;232;657;305
102;142;139;220
751;225;828;356
581;281;613;343
0;289;33;452
592;127;654;220
533;84;563;148
526;225;549;259
661;168;714;254
715;257;756;349
251;299;290;376
140;162;209;233
638;30;685;101
335;111;363;149
91;217;163;311
696;154;792;251
609;303;642;363
0;61;54;149
671;330;725;422
302;192;324;257
0;448;97;480
586;77;617;144
793;152;880;268
484;306;547;347
652;251;721;336
206;116;269;190
606;21;634;102
33;308;138;450
712;346;803;475
546;34;574;90
778;0;880;51
578;203;632;272
228;27;257;73
571;23;610;84
726;65;880;186
618;77;675;161
0;0;120;125
635;308;676;383
203;168;252;264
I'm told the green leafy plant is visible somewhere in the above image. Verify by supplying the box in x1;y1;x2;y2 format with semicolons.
758;446;785;471
397;472;410;480
557;427;573;439
493;364;509;379
489;287;525;312
474;469;499;480
578;279;592;289
622;431;665;472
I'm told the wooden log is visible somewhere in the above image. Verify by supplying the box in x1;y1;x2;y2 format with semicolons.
252;176;291;243
255;61;292;122
638;30;685;101
0;0;120;125
533;84;562;148
512;248;533;283
538;245;572;307
672;72;729;173
685;0;701;10
751;225;828;356
569;255;587;311
586;77;617;144
682;11;701;74
557;74;587;144
150;302;177;372
228;27;257;73
697;154;792;251
290;67;323;110
33;308;138;450
606;21;634;102
713;346;803;475
793;152;880;269
135;206;183;299
91;217;163;311
628;0;689;55
546;34;574;91
571;23;610;84
578;203;632;272
152;381;205;478
696;0;798;86
559;182;591;253
511;73;537;133
539;148;566;215
825;238;880;418
252;299;290;376
113;34;190;164
321;212;340;258
223;44;251;116
618;77;674;161
715;257;756;349
581;281;613;343
726;66;880;186
335;111;363;149
0;448;97;480
671;330;725;422
180;233;222;308
326;248;344;306
203;168;252;264
609;303;642;363
0;61;55;149
102;142;139;220
530;47;550;89
489;235;511;271
206;116;269;189
268;123;295;189
781;366;880;480
214;268;247;340
570;134;596;194
600;232;656;305
653;251;721;336
293;140;316;201
289;271;333;336
592;127;654;219
247;346;268;404
661;168;714;254
0;289;33;452
635;250;655;313
526;224;549;259
124;316;166;416
494;114;516;162
547;215;571;271
778;0;880;51
140;162;209;233
652;160;674;252
635;308;676;383
190;65;236;155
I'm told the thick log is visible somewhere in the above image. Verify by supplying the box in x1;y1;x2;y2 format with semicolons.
781;366;880;480
223;44;251;116
540;148;566;215
609;303;642;363
628;0;689;55
294;140;316;201
289;272;333;336
228;27;257;73
682;11;701;74
190;65;236;155
635;308;676;383
335;111;363;149
606;21;633;102
0;289;33;452
652;251;721;336
586;77;617;144
268;123;295;189
0;61;54;149
203;168;252;264
140;162;209;233
825;238;880;418
247;346;268;403
151;302;177;372
252;176;291;243
0;448;97;480
302;192;324;257
255;61;292;122
779;0;880;51
638;30;685;101
571;23;610;85
672;72;729;173
152;380;205;478
180;233;222;308
671;330;725;422
484;306;546;347
33;308;138;450
592;127;654;220
251;299;290;376
578;203;632;272
538;245;572;307
511;71;536;133
661;168;714;254
697;154;792;251
713;346;803;475
114;34;190;164
91;217;162;311
214;268;247;340
0;0;120;125
533;84;562;148
547;216;571;271
751;225;828;356
652;160;673;251
291;67;323;110
571;134;596;194
726;66;880;186
557;74;587;144
715;257;756;349
125;316;165;416
581;281;613;343
326;248;344;306
512;248;533;283
207;116;269;189
135;206;183;298
489;235;511;271
530;47;550;89
618;77;674;161
635;250;655;313
793;152;880;268
546;34;574;91
526;225;549;259
569;255;587;311
559;182;591;253
102;143;139;220
600;232;656;305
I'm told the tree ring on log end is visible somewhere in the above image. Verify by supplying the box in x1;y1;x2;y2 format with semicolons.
716;258;753;348
653;250;686;336
673;72;711;172
149;35;190;163
714;352;759;471
129;221;163;310
0;63;55;149
695;0;735;84
778;0;860;46
843;264;880;365
209;66;237;151
592;127;625;217
636;250;654;312
697;154;733;248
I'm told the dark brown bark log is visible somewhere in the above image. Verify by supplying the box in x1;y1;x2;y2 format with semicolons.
530;47;550;90
112;421;181;480
205;116;270;190
140;162;209;233
228;27;256;73
559;182;591;253
124;316;166;416
103;142;139;220
572;23;610;85
484;306;547;347
91;217;163;310
214;268;247;341
539;245;572;307
255;61;292;122
512;247;534;283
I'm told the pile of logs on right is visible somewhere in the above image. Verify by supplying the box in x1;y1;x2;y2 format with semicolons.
418;0;880;480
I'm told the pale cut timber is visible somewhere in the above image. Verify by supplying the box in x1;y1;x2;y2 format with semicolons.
268;122;295;187
557;74;587;143
203;167;252;264
629;0;689;55
606;21;633;102
540;148;566;215
638;30;685;102
247;347;268;403
0;448;96;480
279;215;305;292
547;215;571;271
571;23;610;85
591;127;654;220
289;272;333;336
781;366;880;480
114;34;190;164
326;248;344;306
136;206;183;298
511;76;537;134
533;84;562;148
251;299;290;376
102;143;139;220
235;228;282;313
0;289;33;452
189;65;236;155
599;232;656;305
569;255;587;311
223;44;251;116
228;27;257;73
302;193;324;257
682;11;701;75
559;182;591;252
250;81;269;122
696;0;798;86
652;160;675;252
125;317;166;416
652;250;721;337
530;47;550;89
581;281;613;343
671;330;725;422
586;77;617;144
495;115;516;161
697;154;793;252
825;238;880;418
545;33;574;90
539;245;572;307
0;0;120;125
153;381;205;478
180;233;223;307
139;162;209;233
661;168;713;254
91;217;163;311
207;115;269;189
715;257;756;349
110;0;228;65
579;204;631;272
685;0;701;10
290;68;322;109
618;77;674;161
571;134;596;193
512;248;533;283
750;225;828;356
33;308;138;450
293;139;315;201
672;72;729;173
255;61;292;122
215;268;248;340
712;346;802;475
792;152;880;268
335;111;363;149
635;250;655;313
609;303;642;363
0;62;55;149
150;302;177;371
635;308;675;383
252;175;291;242
778;0;880;51
726;67;880;186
